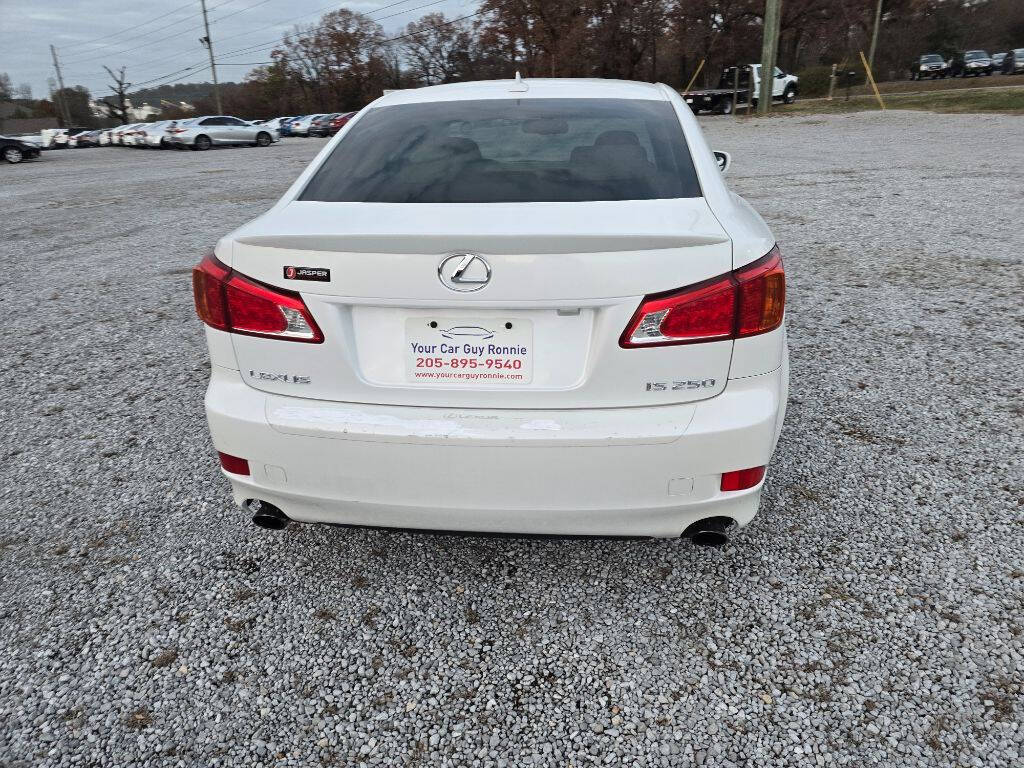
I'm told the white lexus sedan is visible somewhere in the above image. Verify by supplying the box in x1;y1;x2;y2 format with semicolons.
193;78;788;545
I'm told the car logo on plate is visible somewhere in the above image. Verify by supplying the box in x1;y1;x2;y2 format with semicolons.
438;253;491;292
440;325;494;340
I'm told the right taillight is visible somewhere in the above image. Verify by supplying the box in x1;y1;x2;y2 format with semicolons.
620;246;784;347
192;254;323;343
734;247;785;337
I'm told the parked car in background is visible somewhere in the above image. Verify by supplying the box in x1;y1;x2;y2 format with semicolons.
1;135;42;164
165;115;277;150
43;128;88;149
911;53;949;79
279;116;304;137
110;123;141;145
1002;49;1024;74
308;113;339;137
951;50;994;76
193;78;789;545
140;120;176;148
122;124;146;146
67;130;93;148
254;116;291;132
288;114;325;136
992;52;1007;72
328;111;357;134
74;130;104;148
250;116;288;140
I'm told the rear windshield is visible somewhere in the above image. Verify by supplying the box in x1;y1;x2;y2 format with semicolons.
299;98;701;203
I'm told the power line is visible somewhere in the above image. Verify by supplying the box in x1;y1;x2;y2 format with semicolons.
78;3;490;97
62;0;237;65
214;0;429;46
76;0;451;91
211;0;276;27
214;0;457;62
59;1;199;53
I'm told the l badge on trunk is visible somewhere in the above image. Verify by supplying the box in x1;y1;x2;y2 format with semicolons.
438;253;491;292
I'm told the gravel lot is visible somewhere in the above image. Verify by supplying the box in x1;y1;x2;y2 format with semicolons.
1;112;1022;767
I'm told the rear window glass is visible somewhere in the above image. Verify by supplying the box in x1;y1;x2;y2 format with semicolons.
299;98;701;203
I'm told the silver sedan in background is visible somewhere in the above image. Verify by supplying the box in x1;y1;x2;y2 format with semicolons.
140;120;177;148
165;115;278;150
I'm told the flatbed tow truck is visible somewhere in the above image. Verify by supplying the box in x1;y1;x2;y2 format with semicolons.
683;64;800;114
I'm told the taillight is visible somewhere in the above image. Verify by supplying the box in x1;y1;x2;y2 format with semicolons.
721;466;766;491
620;246;784;347
734;248;785;336
192;254;323;343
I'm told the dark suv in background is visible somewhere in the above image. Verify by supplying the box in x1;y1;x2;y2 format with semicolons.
911;53;949;79
951;50;994;76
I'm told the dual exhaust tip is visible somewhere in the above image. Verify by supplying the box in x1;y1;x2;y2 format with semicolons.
245;499;732;545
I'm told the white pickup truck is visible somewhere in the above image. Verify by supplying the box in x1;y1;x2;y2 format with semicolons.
683;64;800;115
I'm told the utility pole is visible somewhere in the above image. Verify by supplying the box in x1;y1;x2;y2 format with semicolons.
867;0;884;73
49;44;73;126
757;0;782;116
199;0;223;114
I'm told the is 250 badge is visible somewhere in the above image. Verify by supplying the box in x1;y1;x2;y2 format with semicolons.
646;379;716;392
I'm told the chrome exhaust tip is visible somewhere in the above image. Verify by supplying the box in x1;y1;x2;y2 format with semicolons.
247;499;289;530
683;517;733;547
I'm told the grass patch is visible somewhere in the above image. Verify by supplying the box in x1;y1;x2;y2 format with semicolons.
781;86;1024;115
843;73;1024;97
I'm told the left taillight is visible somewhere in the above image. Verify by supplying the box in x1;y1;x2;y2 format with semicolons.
192;254;324;343
620;246;785;348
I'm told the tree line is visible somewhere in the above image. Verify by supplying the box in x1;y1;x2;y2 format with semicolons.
4;0;1022;127
198;0;1024;117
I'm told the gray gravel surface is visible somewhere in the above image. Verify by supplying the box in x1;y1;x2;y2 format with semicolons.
1;113;1022;767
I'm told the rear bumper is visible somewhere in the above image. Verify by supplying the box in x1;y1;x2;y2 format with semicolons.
205;351;788;538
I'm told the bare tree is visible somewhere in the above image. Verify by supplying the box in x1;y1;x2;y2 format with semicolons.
401;13;476;85
99;66;132;124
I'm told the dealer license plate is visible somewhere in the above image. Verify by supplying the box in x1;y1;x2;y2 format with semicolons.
405;318;533;384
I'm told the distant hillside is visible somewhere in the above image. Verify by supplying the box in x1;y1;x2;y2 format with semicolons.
128;82;240;105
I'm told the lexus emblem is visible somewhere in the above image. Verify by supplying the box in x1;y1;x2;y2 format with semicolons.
438;253;491;292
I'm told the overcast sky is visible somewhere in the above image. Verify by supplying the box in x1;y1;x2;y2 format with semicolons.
1;0;478;99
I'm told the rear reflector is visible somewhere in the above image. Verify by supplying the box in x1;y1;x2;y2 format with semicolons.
720;466;766;492
621;246;784;347
218;451;250;476
193;254;323;343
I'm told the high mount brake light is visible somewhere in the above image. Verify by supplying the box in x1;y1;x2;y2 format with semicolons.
620;246;784;348
192;254;324;343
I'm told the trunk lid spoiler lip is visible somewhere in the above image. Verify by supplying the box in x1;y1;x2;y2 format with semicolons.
230;197;730;256
233;232;730;255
